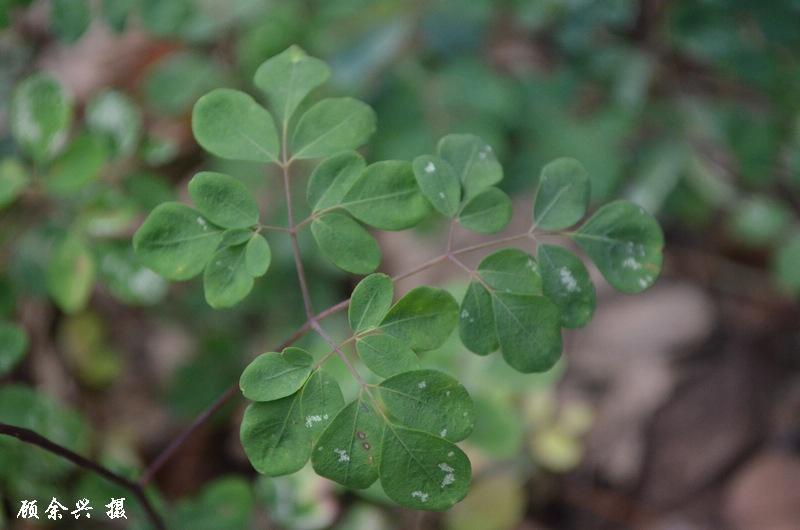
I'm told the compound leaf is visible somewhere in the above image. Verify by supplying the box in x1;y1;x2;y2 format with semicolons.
349;273;393;333
11;74;72;163
356;333;419;378
290;97;376;160
343;160;431;230
312;397;383;489
492;292;562;373
572;200;663;293
378;369;474;442
538;244;595;328
380;426;471;510
307;151;365;211
458;187;512;234
311;212;380;274
192;88;279;163
133;202;224;281
203;243;254;308
245;234;271;277
240;392;310;476
412;155;461;217
379;286;458;351
477;248;541;295
459;281;497;356
188;172;259;229
240;348;313;402
254;45;330;125
533;157;590;230
437;134;502;199
298;370;345;441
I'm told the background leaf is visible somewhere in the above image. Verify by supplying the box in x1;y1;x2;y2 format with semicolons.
46;235;95;314
0;321;27;375
11;74;72;163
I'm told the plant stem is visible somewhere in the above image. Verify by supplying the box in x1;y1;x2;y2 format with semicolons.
0;422;165;530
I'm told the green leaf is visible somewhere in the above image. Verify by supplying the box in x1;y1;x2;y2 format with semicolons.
458;187;512;234
538;244;595;328
47;235;95;314
192;88;280;163
380;426;471;510
492;293;562;373
11;74;72;163
144;51;224;116
728;196;791;246
312;397;383;489
437;134;502;199
773;234;800;294
0;321;28;375
133;202;224;281
298;370;344;441
254;45;330;125
0;158;29;209
188;172;259;229
307;152;365;211
240;392;310;476
220;229;253;247
239;348;314;401
102;0;134;32
459;282;497;356
290;97;376;160
378;369;473;442
533;157;590;230
171;477;254;530
572;200;664;293
51;0;90;42
477;248;541;295
245;234;271;277
356;333;419;378
203;243;254;308
349;273;393;333
412;155;461;217
379;286;458;351
342;160;431;230
311;212;380;274
44;133;108;195
85;90;141;157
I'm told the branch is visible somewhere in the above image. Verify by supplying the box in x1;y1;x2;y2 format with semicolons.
0;422;165;530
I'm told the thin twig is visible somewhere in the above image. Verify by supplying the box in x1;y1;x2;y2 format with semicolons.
0;422;165;530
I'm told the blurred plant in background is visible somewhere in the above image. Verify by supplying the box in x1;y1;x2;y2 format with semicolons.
0;0;798;529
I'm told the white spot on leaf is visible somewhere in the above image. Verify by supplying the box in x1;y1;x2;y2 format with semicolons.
411;491;429;502
559;267;579;293
305;415;323;428
440;428;447;438
334;448;350;462
622;257;642;270
439;463;455;487
418;381;427;389
425;162;435;173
